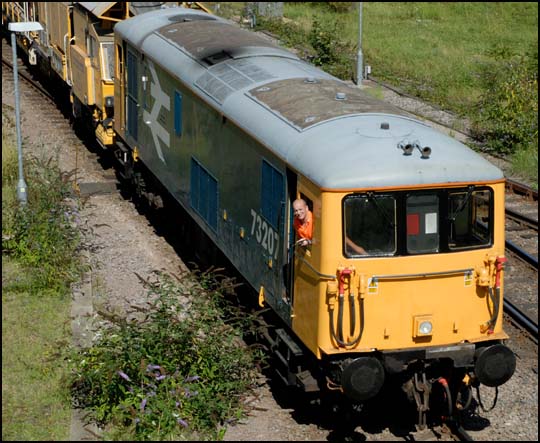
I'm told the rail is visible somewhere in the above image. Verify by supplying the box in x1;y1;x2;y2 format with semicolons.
505;239;538;269
504;299;538;342
505;207;538;231
506;178;538;201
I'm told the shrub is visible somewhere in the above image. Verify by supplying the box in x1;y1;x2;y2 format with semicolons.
2;149;82;296
473;44;538;155
308;17;355;79
69;271;263;440
327;2;353;13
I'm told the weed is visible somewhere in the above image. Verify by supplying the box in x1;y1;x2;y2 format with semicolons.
472;44;538;157
69;271;264;440
2;149;82;296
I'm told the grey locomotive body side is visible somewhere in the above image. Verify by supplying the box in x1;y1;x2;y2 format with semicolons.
114;7;504;322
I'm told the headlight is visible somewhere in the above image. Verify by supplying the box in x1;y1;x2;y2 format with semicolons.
105;96;114;108
419;321;432;335
413;315;433;338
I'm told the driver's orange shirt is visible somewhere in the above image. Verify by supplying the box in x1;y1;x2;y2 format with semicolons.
294;210;313;240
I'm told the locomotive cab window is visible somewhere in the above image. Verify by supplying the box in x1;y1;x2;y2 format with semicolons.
343;194;396;257
343;187;493;257
101;42;114;81
406;194;439;254
86;34;97;65
448;188;492;249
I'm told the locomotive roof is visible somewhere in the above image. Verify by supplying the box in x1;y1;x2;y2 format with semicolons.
114;8;504;190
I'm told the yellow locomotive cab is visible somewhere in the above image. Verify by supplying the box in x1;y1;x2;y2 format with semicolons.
289;181;514;404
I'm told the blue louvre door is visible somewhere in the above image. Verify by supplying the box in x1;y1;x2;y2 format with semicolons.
174;90;183;137
261;160;284;230
126;49;139;140
190;158;218;231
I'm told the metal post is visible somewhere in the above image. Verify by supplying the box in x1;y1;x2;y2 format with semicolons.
356;2;363;86
11;31;27;205
8;21;43;205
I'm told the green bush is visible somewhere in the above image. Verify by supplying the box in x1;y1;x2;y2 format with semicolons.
2;151;82;296
256;15;311;51
308;17;355;79
327;2;353;13
473;44;538;155
69;271;263;440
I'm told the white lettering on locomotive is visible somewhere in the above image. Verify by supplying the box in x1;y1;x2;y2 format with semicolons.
142;61;170;163
250;209;280;260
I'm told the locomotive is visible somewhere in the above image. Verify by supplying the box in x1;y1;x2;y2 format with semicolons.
3;2;516;427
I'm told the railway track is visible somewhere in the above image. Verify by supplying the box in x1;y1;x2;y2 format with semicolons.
503;180;538;342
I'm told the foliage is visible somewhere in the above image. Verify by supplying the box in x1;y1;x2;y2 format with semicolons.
2;138;82;296
510;144;538;187
327;2;353;13
308;16;355;79
255;15;313;55
2;116;74;440
69;271;263;440
472;44;538;156
256;13;355;80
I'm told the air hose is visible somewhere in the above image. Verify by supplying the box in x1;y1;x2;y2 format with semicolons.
437;377;453;418
329;269;364;347
487;256;507;333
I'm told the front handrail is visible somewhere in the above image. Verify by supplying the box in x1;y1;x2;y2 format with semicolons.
372;268;474;280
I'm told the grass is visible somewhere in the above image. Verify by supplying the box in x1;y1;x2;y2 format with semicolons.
2;113;77;441
283;2;537;112
510;144;538;184
2;107;261;441
2;277;72;441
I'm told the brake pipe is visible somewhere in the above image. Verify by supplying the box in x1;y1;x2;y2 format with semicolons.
437;377;453;418
329;268;364;348
487;256;507;333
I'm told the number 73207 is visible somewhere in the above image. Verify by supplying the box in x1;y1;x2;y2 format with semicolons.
250;209;280;260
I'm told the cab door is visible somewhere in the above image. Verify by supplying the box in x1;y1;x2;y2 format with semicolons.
283;168;297;307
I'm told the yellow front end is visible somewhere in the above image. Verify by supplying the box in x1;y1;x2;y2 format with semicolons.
291;183;507;359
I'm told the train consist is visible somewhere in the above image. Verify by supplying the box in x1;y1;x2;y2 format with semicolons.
3;2;516;427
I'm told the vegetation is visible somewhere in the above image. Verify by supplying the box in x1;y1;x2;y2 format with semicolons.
2;112;262;440
208;2;538;187
2;118;82;296
69;270;263;440
2;114;78;440
473;45;538;164
2;286;73;441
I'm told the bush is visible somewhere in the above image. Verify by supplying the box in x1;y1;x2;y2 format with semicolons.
327;2;353;13
69;271;263;440
2;150;82;296
308;17;355;79
473;44;538;155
